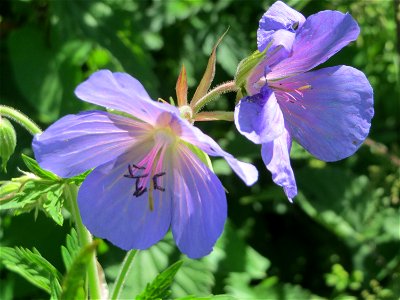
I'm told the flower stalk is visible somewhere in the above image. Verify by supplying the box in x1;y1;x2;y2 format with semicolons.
64;183;102;300
0;105;42;135
192;81;238;114
110;250;138;300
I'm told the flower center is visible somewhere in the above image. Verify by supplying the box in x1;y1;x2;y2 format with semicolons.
123;113;182;211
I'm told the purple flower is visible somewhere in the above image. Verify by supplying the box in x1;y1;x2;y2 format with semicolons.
234;1;374;201
33;70;258;258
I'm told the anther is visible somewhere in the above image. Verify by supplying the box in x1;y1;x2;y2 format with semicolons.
133;178;147;197
152;172;166;191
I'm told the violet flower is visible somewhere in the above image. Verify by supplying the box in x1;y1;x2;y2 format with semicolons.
33;70;258;258
234;1;374;201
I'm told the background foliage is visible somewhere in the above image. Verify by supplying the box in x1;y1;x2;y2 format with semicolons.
1;0;399;299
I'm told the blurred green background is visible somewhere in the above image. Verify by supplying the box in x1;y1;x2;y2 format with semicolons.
1;0;399;299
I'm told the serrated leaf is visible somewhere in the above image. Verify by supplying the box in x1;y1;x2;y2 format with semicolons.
43;186;64;225
61;228;80;271
0;179;65;225
61;241;99;300
234;49;266;94
225;273;323;300
295;168;384;245
190;29;229;108
105;233;215;299
136;260;183;300
0;247;62;297
67;170;92;185
21;154;59;181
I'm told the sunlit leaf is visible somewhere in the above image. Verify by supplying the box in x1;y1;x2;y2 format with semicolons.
0;247;62;298
61;241;99;300
61;228;80;271
21;154;59;181
136;260;183;300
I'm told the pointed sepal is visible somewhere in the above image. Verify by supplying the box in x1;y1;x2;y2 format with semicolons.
175;64;188;107
234;49;266;101
190;28;229;108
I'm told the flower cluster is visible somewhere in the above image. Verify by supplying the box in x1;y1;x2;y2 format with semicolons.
32;1;373;258
234;1;373;201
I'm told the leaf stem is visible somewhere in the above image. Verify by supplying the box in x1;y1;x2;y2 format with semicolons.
65;183;102;300
0;105;42;135
192;81;238;114
110;250;138;300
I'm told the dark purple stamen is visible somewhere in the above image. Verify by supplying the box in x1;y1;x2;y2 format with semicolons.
124;164;166;197
133;178;147;197
152;172;166;191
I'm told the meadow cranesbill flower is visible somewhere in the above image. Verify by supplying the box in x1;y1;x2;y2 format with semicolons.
33;70;258;258
235;1;374;201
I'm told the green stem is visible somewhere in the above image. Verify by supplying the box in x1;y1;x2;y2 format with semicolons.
0;105;42;135
194;111;234;122
110;250;138;300
192;81;238;114
65;184;102;300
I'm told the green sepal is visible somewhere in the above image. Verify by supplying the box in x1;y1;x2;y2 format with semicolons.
0;117;17;172
190;28;229;108
184;142;214;172
234;49;266;97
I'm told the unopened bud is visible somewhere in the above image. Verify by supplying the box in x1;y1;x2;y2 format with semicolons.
0;116;17;172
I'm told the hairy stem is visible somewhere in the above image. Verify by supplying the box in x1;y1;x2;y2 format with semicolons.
65;184;102;300
194;111;234;122
192;81;238;114
0;105;42;135
110;250;138;300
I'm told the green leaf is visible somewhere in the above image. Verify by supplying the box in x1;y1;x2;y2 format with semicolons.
61;241;99;300
136;260;183;300
295;168;384;245
190;29;229;107
21;154;59;181
234;49;266;96
106;233;215;298
61;228;80;271
67;170;92;185
0;247;62;298
226;273;324;300
42;186;64;225
0;179;65;226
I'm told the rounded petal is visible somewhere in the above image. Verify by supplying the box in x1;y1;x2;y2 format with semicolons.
33;111;148;178
234;89;284;144
171;145;227;258
258;1;305;52
178;118;258;186
75;70;179;125
278;66;374;161
78;154;172;250
270;11;360;78
261;129;297;201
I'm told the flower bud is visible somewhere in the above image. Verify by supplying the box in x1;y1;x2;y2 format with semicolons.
0;116;17;172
